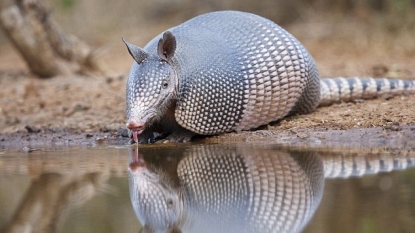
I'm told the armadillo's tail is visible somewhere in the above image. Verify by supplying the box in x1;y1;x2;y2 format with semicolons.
319;77;415;106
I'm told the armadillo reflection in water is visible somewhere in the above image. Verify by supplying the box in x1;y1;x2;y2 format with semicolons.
128;145;324;233
128;145;415;233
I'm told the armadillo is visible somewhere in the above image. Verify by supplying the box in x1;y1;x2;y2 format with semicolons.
128;145;415;233
123;11;415;143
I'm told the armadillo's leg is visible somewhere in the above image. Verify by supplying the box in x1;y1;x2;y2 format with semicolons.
157;128;196;143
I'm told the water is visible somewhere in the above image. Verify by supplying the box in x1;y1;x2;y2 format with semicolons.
0;144;414;233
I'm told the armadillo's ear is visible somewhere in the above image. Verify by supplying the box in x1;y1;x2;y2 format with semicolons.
157;31;176;62
122;38;149;64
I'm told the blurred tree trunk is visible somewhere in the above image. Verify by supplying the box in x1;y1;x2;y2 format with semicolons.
1;172;108;233
0;0;105;78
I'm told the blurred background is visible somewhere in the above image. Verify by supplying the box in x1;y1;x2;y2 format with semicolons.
1;2;415;232
1;0;414;76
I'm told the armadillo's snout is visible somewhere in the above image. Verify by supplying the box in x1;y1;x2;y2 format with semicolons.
127;120;145;143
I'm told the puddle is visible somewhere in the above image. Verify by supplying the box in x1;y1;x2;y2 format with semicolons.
0;144;414;233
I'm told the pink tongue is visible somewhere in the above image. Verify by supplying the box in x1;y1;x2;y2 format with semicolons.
133;131;138;143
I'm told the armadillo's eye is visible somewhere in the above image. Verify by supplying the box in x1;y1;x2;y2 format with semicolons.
162;80;168;89
166;199;174;209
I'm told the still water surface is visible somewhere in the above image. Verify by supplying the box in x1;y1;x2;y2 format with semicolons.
0;144;414;233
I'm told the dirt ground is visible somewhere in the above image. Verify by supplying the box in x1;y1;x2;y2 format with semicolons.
1;20;415;151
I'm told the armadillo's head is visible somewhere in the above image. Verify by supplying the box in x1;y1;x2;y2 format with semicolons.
128;150;182;231
123;31;178;142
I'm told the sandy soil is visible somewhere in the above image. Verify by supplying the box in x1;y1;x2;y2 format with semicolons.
1;21;414;151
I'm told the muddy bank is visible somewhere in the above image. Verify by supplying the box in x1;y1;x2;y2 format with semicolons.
1;123;414;151
1;72;415;151
206;124;415;149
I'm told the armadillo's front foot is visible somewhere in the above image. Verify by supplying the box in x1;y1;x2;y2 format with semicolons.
128;129;156;144
157;129;196;143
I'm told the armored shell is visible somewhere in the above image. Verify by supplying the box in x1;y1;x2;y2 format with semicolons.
130;11;320;135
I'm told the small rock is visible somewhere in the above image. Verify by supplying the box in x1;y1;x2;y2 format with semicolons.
383;123;401;131
372;64;388;77
54;128;66;133
297;133;309;139
117;128;130;137
21;146;36;152
383;117;393;122
96;137;105;143
25;125;41;133
353;99;365;104
100;127;111;133
106;77;114;84
74;103;90;111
